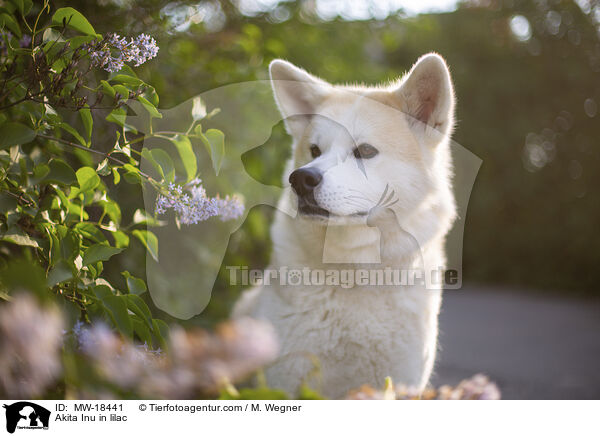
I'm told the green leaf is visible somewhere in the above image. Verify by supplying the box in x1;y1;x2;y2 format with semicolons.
0;13;22;38
32;163;50;182
122;163;141;184
99;198;121;225
52;7;97;36
56;226;80;262
82;244;124;266
111;230;129;248
79;106;92;144
9;0;33;16
297;384;326;400
2;227;39;247
96;158;110;176
47;260;74;287
121;271;147;295
0;259;48;300
143;148;174;182
74;222;106;244
132;317;153;347
144;86;159;107
200;129;225;175
106;108;127;127
76;167;100;192
0;122;36;149
137;95;162;119
92;284;113;300
169;135;196;182
109;74;145;88
132;209;165;227
112;167;121;185
123;294;152;328
109;64;137;78
58;122;86;146
43;159;77;185
100;80;115;98
69;35;96;49
220;387;289;400
152;318;169;349
42;28;62;44
113;84;130;101
132;229;158;262
103;295;133;338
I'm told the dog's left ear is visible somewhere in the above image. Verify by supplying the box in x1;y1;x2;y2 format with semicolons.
395;53;455;142
269;60;331;138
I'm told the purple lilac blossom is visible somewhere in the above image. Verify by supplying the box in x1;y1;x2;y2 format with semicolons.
155;179;244;224
86;33;159;73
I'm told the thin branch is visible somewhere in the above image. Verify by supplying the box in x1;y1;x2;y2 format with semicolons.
0;95;30;110
0;90;48;109
37;133;155;182
2;190;35;206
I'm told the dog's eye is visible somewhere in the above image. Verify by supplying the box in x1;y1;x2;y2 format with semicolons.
353;144;378;159
310;144;321;159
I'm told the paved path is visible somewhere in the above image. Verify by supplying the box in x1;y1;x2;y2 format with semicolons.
430;287;600;399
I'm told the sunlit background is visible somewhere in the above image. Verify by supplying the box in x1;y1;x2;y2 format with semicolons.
52;0;600;398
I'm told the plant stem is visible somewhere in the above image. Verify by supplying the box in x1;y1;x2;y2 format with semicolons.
37;133;156;182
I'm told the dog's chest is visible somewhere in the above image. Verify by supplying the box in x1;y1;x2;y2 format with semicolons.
260;285;437;367
254;284;441;397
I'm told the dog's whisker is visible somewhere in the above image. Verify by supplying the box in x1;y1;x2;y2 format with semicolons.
345;195;370;202
377;185;389;206
345;200;368;210
344;200;372;210
386;198;399;208
346;191;371;202
343;196;364;203
348;188;366;194
344;197;369;208
384;189;395;205
383;196;397;208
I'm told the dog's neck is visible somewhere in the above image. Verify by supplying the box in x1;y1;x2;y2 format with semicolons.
272;212;425;272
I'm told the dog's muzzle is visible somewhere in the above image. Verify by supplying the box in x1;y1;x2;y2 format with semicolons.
289;168;329;217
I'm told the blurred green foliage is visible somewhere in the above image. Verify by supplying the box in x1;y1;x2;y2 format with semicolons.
0;1;234;343
50;0;600;327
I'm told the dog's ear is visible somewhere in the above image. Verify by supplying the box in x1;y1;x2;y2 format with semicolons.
395;53;455;143
269;60;330;138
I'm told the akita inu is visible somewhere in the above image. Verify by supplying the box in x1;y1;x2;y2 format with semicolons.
233;53;457;398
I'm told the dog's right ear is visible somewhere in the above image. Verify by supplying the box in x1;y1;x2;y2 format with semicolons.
269;60;330;138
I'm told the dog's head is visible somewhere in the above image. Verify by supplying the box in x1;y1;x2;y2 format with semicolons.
270;54;455;226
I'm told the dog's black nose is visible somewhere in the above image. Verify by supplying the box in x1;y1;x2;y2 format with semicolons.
289;167;322;196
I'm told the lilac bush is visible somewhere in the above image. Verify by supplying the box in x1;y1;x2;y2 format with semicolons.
0;4;246;400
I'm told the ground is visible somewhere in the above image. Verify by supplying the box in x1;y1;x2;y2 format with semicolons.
432;286;600;399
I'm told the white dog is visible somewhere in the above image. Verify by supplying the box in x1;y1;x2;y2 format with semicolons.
233;53;457;398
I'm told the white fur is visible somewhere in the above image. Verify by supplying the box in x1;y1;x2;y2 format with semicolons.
233;54;457;398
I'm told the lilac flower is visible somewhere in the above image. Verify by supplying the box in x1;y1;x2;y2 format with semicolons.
86;33;159;73
73;320;85;347
213;195;246;221
77;318;277;399
0;295;64;398
1;31;31;49
19;34;32;48
78;323;161;389
155;179;244;224
346;373;501;400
